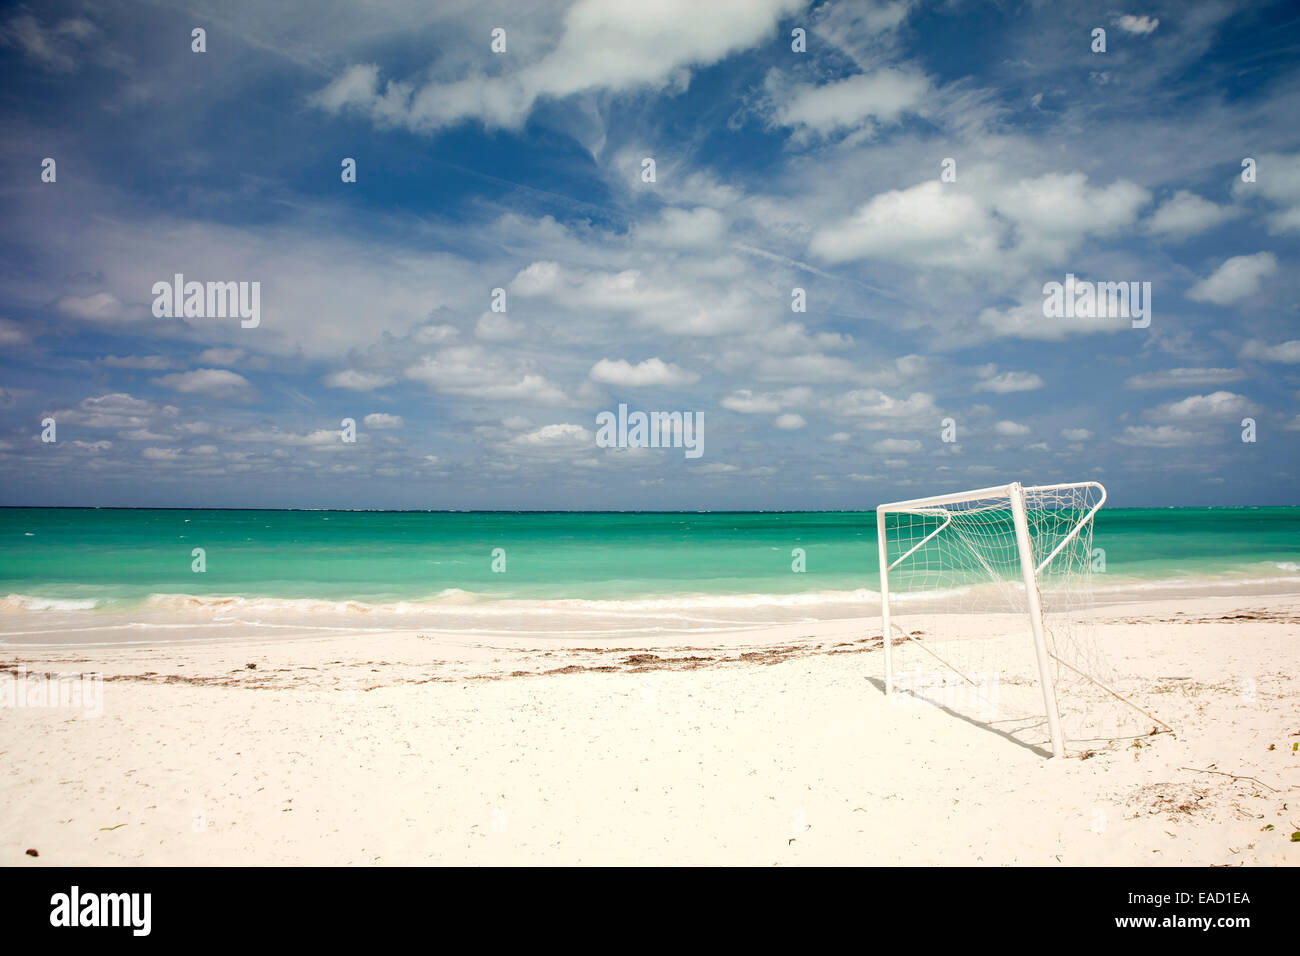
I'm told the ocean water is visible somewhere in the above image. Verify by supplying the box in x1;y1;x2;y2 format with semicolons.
1;507;1297;641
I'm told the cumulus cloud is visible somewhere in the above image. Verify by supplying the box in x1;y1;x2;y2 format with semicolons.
509;259;759;337
809;180;997;269
1187;252;1277;304
589;357;700;387
1148;391;1253;421
405;347;571;404
508;423;595;454
978;297;1131;340
993;420;1030;436
973;364;1045;393
53;292;131;322
829;388;939;430
1232;152;1300;233
152;369;255;399
809;172;1148;272
765;67;931;139
636;207;727;250
45;393;178;429
1144;191;1237;239
475;312;528;341
773;413;807;430
1115;15;1159;35
363;413;404;429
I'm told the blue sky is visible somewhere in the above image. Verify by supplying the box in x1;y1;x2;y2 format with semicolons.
1;0;1298;509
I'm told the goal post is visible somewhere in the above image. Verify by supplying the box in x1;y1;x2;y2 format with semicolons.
876;480;1135;759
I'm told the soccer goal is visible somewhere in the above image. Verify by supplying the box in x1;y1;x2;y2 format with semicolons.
876;481;1166;759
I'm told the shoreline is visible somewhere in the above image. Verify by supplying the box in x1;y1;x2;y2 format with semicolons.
4;573;1299;647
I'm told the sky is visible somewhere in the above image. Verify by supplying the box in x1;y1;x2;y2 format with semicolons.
0;0;1298;510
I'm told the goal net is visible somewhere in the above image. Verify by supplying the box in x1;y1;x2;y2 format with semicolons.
876;481;1165;758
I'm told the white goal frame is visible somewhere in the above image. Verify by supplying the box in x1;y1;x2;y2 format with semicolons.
876;481;1106;759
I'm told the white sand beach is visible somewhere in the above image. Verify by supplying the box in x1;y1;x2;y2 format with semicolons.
2;593;1297;866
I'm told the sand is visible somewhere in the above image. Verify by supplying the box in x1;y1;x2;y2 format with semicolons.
2;594;1297;865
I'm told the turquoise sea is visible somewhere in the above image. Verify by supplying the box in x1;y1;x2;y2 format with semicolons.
1;508;1297;617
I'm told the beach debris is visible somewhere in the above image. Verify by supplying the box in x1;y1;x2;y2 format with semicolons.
98;824;126;831
1178;766;1280;793
25;848;38;857
245;662;257;669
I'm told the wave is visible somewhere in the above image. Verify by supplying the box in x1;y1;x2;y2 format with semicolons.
140;587;885;616
6;564;1299;623
0;594;100;611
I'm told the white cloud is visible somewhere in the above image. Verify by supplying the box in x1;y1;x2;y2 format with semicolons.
0;12;120;73
475;311;528;341
1060;428;1092;441
636;207;727;250
1232;152;1300;234
1240;339;1300;363
142;446;185;461
809;172;1148;272
1150;391;1253;421
405;347;571;404
310;0;802;133
509;260;758;336
363;413;404;429
589;357;700;387
721;387;811;414
323;369;398;391
53;292;131;322
766;67;931;139
152;369;255;399
1144;191;1237;239
0;318;30;345
509;423;595;452
829;388;939;430
973;364;1045;393
1187;252;1277;305
98;354;176;370
977;297;1133;341
1115;15;1159;35
412;323;459;345
993;420;1030;436
1124;367;1246;389
46;393;178;429
773;413;806;430
809;180;998;269
1118;425;1196;446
